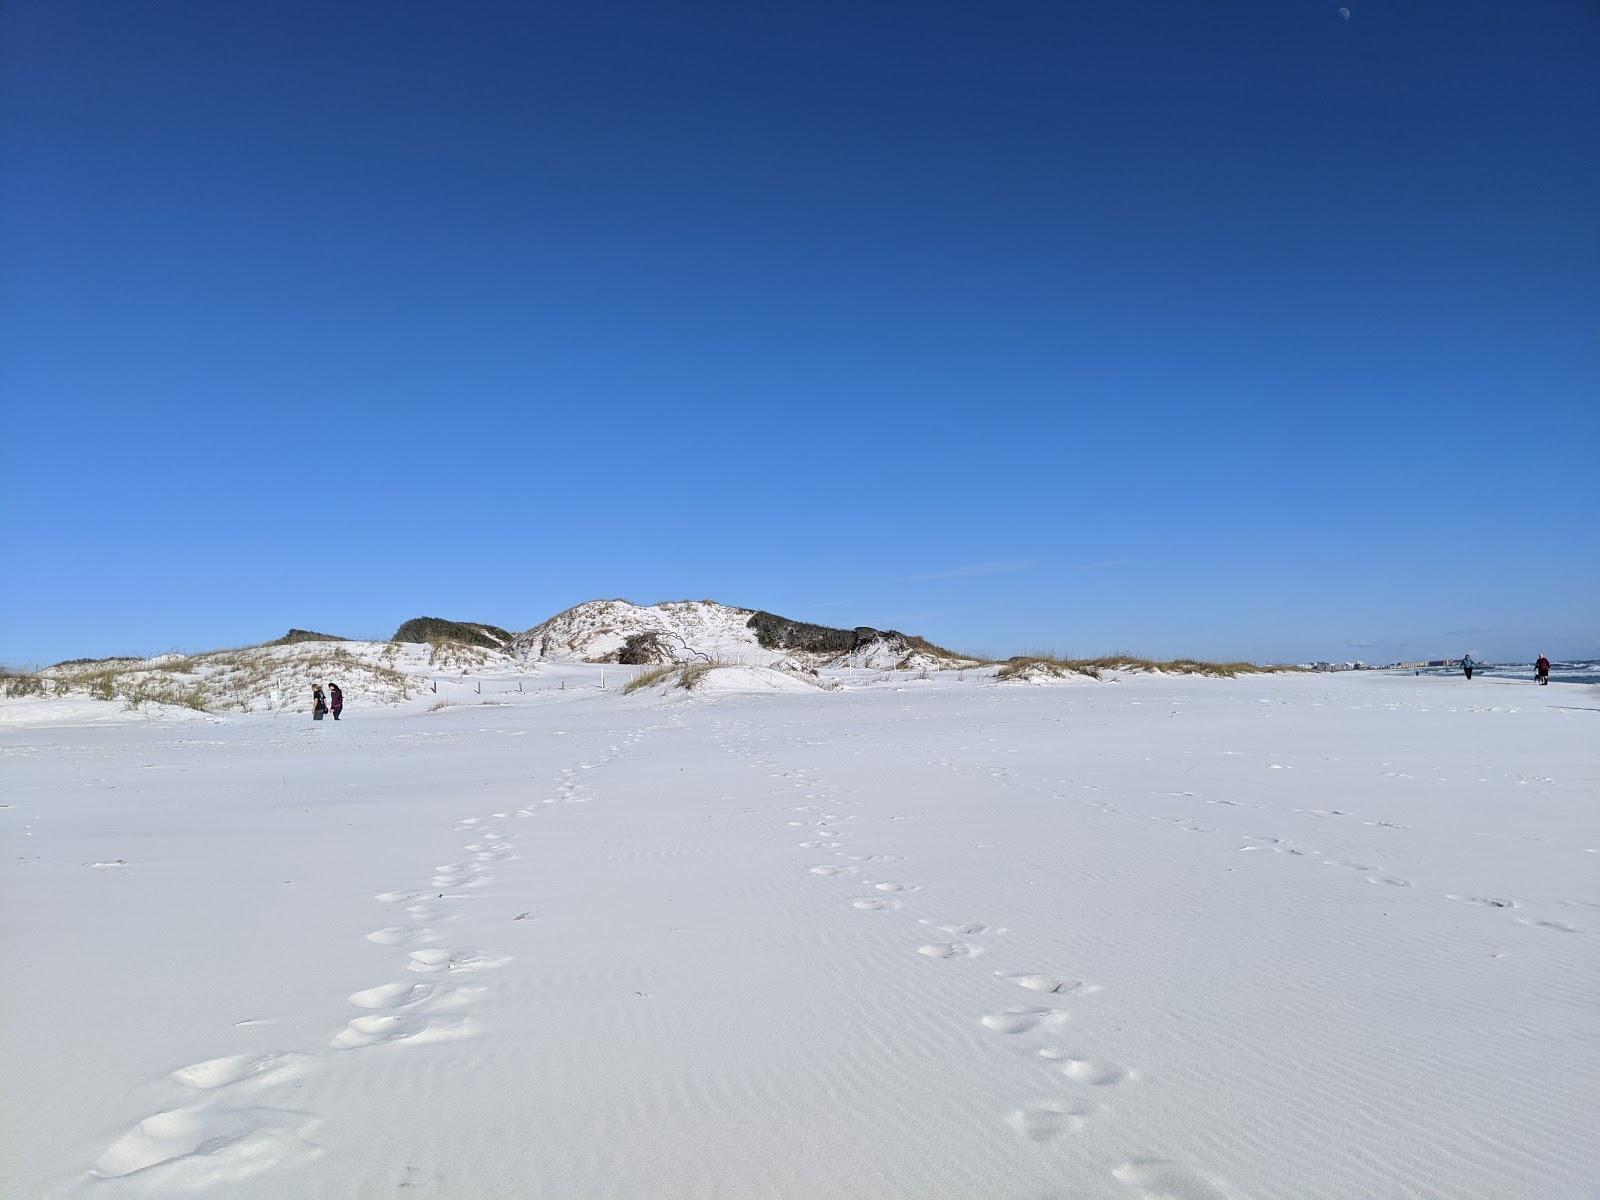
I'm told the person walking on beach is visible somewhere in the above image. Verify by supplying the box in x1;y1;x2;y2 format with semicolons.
329;682;344;719
1461;654;1475;681
1535;655;1550;685
312;683;328;720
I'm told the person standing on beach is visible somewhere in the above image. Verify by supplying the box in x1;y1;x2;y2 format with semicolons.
1461;654;1474;681
1535;655;1550;685
329;682;344;719
312;683;328;720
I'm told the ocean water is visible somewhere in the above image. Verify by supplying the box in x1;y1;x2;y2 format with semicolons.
1411;660;1600;686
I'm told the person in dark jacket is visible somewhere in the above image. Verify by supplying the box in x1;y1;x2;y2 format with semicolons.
1461;654;1474;681
329;682;344;719
312;683;328;720
1535;655;1550;685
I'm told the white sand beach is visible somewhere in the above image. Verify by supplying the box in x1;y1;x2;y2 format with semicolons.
3;668;1596;1199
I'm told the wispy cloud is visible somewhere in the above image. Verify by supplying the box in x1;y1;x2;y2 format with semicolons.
904;559;1037;583
1344;639;1406;650
1441;626;1493;637
1073;558;1124;571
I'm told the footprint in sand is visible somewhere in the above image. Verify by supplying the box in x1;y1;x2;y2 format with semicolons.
330;1012;478;1049
92;1104;321;1183
365;926;437;946
348;981;438;1010
435;873;494;890
981;1008;1068;1035
1113;1158;1241;1199
170;1051;308;1090
917;941;979;959
1040;1050;1128;1085
1447;894;1516;909
1366;875;1412;888
1006;1098;1095;1140
852;897;900;911
406;948;509;974
807;865;845;876
999;972;1083;995
925;921;988;936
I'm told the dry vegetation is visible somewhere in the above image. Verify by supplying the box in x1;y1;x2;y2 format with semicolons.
619;661;723;693
35;641;424;713
622;664;678;694
426;641;492;672
678;661;716;690
1;670;47;699
995;652;1303;682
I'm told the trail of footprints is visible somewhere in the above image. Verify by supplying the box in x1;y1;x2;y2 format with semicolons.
88;723;657;1191
709;719;1232;1199
934;752;1587;937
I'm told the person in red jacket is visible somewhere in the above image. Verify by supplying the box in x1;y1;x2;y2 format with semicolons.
329;682;344;719
1535;655;1550;685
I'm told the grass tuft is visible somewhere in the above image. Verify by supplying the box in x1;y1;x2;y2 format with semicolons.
1;671;46;698
678;661;716;690
623;665;677;694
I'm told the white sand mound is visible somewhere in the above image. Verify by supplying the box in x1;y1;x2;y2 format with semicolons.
625;663;831;695
25;639;514;715
692;665;827;694
517;599;775;664
0;695;214;728
995;661;1099;685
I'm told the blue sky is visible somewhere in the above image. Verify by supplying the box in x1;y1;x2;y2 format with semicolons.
3;1;1595;665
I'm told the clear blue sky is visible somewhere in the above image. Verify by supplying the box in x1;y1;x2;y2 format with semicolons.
3;1;1595;666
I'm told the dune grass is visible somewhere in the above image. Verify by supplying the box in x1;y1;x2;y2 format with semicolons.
678;662;717;690
996;652;1302;682
622;661;724;692
1;670;46;698
623;664;678;694
38;642;422;713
